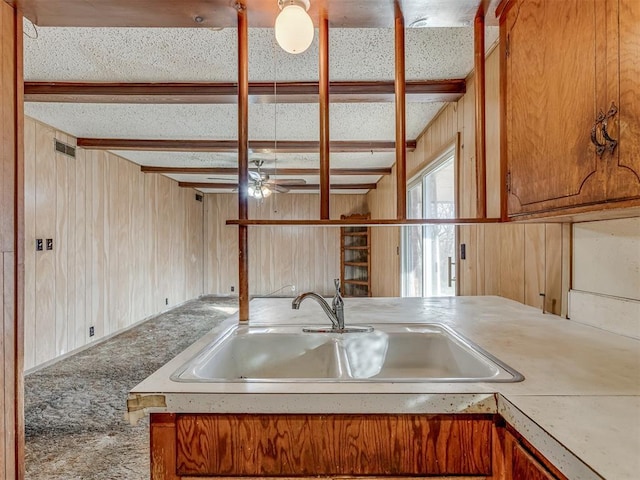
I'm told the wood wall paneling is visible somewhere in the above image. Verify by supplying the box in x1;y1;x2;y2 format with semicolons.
524;224;545;310
55;131;69;356
499;224;525;303
74;146;86;352
34;122;56;365
23;115;36;370
24;117;204;370
483;224;502;295
203;194;368;297
544;224;563;315
367;164;400;297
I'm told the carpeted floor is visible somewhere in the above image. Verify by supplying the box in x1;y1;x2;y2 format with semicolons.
24;296;238;480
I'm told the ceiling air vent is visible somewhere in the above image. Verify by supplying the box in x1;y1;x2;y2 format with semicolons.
54;139;76;158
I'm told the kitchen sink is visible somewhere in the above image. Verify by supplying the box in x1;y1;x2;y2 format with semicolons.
171;323;524;383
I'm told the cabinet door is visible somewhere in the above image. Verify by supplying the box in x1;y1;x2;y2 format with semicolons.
511;440;558;480
504;0;607;216
606;0;640;201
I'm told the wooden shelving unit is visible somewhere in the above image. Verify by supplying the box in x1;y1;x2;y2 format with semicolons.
340;213;371;297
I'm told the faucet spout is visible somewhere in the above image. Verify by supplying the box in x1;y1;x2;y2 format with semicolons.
292;292;340;329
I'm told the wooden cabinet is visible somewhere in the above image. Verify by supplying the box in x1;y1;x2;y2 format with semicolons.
150;413;577;480
151;413;493;479
340;213;371;297
503;428;567;480
502;0;640;218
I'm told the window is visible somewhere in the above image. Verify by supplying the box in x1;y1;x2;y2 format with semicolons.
402;145;457;297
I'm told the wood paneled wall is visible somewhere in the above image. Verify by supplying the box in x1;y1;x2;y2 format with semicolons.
1;2;23;478
23;117;204;371
367;46;565;314
204;194;367;297
367;165;401;296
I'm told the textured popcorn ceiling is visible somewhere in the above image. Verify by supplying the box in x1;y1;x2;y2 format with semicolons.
24;102;443;141
110;151;396;169
24;25;498;82
23;24;499;192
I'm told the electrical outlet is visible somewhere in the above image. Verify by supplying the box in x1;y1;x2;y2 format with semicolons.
89;326;95;337
46;238;53;250
230;286;235;292
165;298;169;305
460;243;466;260
36;239;43;251
291;285;296;292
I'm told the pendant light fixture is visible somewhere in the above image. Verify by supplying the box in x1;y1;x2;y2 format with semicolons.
275;0;314;54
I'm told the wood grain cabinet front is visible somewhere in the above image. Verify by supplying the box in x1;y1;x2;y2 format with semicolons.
501;0;640;218
503;429;567;480
150;413;494;479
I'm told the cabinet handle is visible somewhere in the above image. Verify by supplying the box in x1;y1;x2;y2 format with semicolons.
601;102;618;154
591;111;607;157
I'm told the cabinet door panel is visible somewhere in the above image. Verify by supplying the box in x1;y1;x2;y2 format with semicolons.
608;0;640;200
511;441;557;480
505;0;605;215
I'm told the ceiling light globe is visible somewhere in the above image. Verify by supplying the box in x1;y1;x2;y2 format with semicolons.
275;4;314;54
261;186;273;198
248;185;256;197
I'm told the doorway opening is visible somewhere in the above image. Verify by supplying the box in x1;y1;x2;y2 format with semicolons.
402;145;457;297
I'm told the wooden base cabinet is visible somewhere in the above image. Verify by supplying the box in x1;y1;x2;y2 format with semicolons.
501;0;640;218
150;413;569;480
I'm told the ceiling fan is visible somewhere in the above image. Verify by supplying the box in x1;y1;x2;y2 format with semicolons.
210;159;307;199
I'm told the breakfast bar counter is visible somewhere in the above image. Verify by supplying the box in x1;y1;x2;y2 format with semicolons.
128;296;640;479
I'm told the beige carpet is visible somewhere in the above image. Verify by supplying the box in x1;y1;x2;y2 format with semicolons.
25;296;238;480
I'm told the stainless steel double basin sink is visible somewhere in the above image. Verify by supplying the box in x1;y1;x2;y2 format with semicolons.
171;323;523;383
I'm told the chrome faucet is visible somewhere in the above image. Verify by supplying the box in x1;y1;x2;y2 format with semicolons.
292;279;344;330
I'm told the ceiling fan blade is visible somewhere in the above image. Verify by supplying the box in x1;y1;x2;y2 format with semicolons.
206;177;237;182
272;185;290;193
269;179;307;186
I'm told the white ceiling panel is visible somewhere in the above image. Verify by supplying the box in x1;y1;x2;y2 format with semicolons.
111;151;396;169
24;24;498;83
164;174;381;184
24;101;444;141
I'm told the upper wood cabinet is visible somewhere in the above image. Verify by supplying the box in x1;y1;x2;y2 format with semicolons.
502;0;640;218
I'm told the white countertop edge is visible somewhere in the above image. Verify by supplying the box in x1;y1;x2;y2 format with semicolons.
498;395;603;480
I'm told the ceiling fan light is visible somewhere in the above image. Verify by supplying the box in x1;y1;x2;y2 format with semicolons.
248;185;256;197
261;186;273;198
275;1;314;54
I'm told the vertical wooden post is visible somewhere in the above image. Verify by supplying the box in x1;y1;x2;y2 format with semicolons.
1;2;25;478
394;5;407;220
319;10;330;219
237;3;250;322
474;9;487;219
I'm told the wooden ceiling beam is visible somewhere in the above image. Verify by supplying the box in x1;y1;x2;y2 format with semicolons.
178;182;377;190
76;138;417;152
24;80;466;104
141;166;392;176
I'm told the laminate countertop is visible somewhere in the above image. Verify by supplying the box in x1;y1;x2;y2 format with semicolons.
129;296;640;479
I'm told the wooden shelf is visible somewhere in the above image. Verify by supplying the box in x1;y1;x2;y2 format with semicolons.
226;218;501;226
343;279;370;286
340;213;372;297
